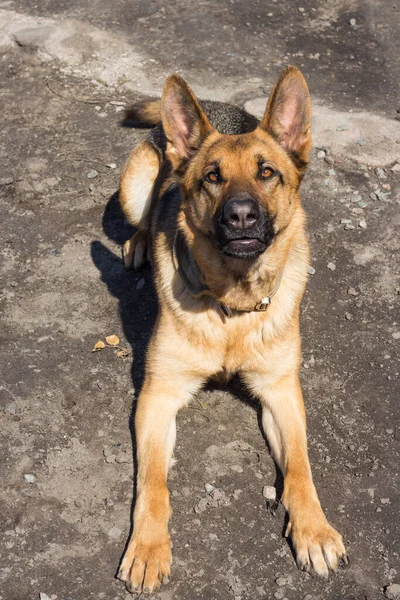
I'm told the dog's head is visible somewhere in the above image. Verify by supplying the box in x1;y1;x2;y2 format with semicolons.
161;67;311;265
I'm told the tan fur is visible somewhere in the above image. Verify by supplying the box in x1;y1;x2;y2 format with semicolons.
119;139;160;268
117;68;346;594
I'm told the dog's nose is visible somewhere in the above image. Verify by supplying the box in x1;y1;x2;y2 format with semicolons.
221;198;260;230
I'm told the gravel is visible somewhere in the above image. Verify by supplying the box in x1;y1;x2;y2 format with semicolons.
23;474;36;484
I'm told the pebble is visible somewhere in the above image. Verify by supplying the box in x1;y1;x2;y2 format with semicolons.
262;485;276;501
205;483;215;494
106;163;117;169
392;332;400;340
340;218;352;224
0;176;14;185
391;163;400;173
39;594;52;600
24;474;36;483
380;498;390;505
358;200;369;208
230;465;243;473
45;177;59;187
6;402;17;414
298;7;305;12
375;167;387;179
347;287;358;296
108;526;122;539
344;223;355;230
385;583;400;599
87;169;99;179
369;191;378;200
356;138;366;146
349;18;356;26
336;124;348;132
376;190;391;201
317;150;326;158
308;266;315;275
275;575;292;587
327;262;336;271
359;220;367;229
345;312;353;321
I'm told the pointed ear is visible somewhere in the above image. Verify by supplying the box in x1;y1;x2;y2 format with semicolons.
259;66;311;170
161;74;214;171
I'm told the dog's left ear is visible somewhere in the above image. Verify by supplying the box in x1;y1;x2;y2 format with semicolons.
259;66;311;170
161;74;214;172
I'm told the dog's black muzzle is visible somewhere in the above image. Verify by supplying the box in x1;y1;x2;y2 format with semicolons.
214;197;275;259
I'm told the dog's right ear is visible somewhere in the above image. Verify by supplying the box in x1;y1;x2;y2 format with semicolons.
161;74;214;171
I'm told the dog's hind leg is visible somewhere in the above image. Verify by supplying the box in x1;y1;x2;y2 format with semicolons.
119;139;160;269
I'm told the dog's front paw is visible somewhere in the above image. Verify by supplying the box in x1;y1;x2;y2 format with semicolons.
118;535;172;594
287;510;347;578
123;230;149;270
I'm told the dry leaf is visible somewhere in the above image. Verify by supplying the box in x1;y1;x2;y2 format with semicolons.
116;348;130;358
106;334;120;347
92;340;105;352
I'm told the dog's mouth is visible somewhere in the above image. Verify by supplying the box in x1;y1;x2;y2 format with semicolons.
221;237;267;259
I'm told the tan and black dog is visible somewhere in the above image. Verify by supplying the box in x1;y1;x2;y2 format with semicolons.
117;66;347;594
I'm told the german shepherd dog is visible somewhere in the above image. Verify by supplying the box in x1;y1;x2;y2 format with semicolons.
116;66;347;594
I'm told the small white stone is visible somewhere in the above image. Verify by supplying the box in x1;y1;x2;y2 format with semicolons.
108;526;122;539
349;18;356;26
23;474;36;484
106;163;117;169
359;220;367;229
39;594;52;600
230;465;243;473
392;332;400;340
327;262;336;271
87;169;99;179
262;485;276;501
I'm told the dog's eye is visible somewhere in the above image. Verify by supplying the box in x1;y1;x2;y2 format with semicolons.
206;171;219;183
261;165;275;180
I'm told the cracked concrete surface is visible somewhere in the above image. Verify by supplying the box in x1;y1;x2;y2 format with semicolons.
0;1;399;599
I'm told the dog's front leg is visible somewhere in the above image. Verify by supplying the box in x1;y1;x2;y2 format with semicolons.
244;371;347;577
118;371;204;593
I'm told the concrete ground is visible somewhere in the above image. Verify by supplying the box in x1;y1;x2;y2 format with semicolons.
0;1;399;599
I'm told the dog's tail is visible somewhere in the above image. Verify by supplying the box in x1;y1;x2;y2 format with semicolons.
122;99;161;128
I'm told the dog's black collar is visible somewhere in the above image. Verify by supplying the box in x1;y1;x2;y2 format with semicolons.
172;230;283;319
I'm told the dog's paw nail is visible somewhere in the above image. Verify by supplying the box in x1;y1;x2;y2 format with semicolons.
117;568;125;581
298;561;310;573
126;582;141;594
341;554;350;566
162;575;170;584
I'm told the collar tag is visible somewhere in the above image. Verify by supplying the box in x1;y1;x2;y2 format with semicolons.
254;297;271;311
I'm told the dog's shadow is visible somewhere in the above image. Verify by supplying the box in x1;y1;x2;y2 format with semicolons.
90;191;287;574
